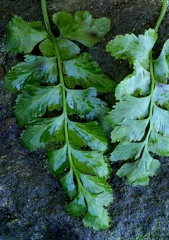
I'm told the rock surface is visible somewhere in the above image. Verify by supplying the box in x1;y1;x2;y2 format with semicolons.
1;0;169;239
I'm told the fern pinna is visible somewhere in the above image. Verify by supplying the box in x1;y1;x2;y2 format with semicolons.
4;0;116;230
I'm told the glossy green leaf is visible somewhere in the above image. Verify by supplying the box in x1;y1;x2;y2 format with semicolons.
64;53;116;92
7;16;47;53
71;148;110;178
5;10;114;230
52;11;110;47
39;38;55;57
80;173;112;193
83;190;113;230
60;169;77;199
148;127;169;156
110;142;145;162
67;190;87;216
106;95;150;128
107;27;169;187
29;20;46;32
14;85;62;126
154;82;169;110
66;87;109;120
5;55;58;91
154;39;169;83
152;104;169;136
111;118;149;143
57;37;80;60
22;115;65;151
115;62;150;100
67;173;113;230
48;145;68;176
106;29;157;69
116;150;161;186
68;120;108;152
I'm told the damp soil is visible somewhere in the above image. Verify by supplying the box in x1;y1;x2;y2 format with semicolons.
1;0;169;239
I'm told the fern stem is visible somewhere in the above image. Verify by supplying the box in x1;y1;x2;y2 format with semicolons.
41;0;54;39
154;0;167;33
41;0;74;168
145;0;167;143
145;52;155;143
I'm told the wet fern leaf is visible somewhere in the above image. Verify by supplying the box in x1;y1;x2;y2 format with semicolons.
5;11;116;230
106;28;169;186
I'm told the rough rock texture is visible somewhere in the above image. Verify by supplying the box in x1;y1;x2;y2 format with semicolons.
1;0;169;239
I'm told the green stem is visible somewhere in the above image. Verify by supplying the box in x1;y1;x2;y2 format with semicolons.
145;52;155;143
154;0;167;33
41;0;53;39
145;0;167;143
41;0;74;168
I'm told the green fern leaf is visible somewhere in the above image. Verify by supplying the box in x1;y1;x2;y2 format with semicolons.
152;104;169;135
39;38;55;57
14;85;62;126
57;37;80;60
60;169;77;199
149;128;169;156
67;172;113;230
116;150;160;186
48;145;68;175
106;29;157;68
154;39;169;83
110;142;145;161
66;189;87;216
71;148;111;178
81;175;113;230
154;82;169;109
5;55;58;91
111;118;149;143
115;62;150;99
106;95;150;128
5;9;115;230
22;115;65;151
7;16;48;53
63;53;116;92
52;11;110;47
68;120;108;152
106;28;169;186
66;87;109;120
